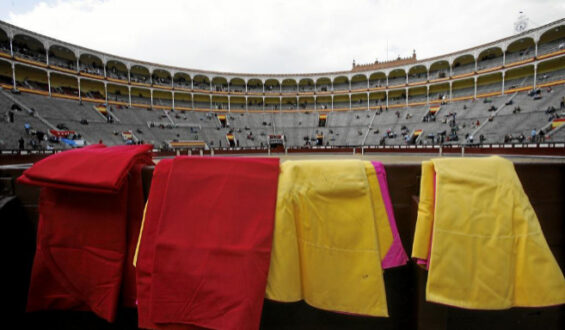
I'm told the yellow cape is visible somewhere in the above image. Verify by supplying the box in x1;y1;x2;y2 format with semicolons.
413;156;565;309
266;160;393;316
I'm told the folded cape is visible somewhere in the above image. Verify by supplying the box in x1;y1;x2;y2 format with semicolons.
412;156;565;309
19;144;153;322
266;160;406;317
135;157;280;330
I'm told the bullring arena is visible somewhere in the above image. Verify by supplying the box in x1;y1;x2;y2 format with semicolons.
1;11;565;330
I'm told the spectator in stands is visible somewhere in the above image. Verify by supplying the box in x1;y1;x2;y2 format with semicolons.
561;96;565;109
7;110;14;123
531;129;536;142
18;137;24;150
24;122;30;134
518;133;525;143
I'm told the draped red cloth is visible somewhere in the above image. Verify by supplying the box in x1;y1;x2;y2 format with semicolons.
136;157;279;330
18;144;153;322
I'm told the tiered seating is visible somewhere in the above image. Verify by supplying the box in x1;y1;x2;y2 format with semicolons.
2;84;565;150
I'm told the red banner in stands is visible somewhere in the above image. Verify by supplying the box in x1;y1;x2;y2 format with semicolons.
49;129;76;137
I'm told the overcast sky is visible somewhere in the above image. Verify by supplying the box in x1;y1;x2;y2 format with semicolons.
1;0;564;74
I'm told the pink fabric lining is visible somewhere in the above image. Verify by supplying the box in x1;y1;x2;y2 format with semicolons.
416;171;436;270
371;162;409;269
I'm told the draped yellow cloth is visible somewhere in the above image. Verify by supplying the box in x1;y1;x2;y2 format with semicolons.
413;156;565;309
266;160;393;317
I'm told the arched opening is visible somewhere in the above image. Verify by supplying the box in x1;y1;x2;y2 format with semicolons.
80;78;105;101
351;74;368;91
79;53;104;76
298;96;314;110
0;59;13;86
476;72;502;96
193;75;210;91
537;25;565;56
452;54;475;76
130;65;150;85
12;34;46;63
505;38;535;65
477;47;503;72
174;92;192;109
211;77;228;92
388;89;406;105
369;92;386;109
173;72;191;89
333;76;349;91
265;97;280;110
15;64;48;91
230;96;245;110
408;86;427;104
351;93;368;109
369;72;386;88
228;78;245;93
130;87;151;106
247;96;263;110
212;95;228;110
152;69;172;87
107;83;129;104
247;78;263;93
537;56;565;84
265;79;280;93
281;96;297;110
50;72;78;97
153;90;172;108
106;60;128;81
316;96;331;110
333;95;350;110
299;78;315;92
428;83;449;103
408;65;427;84
316;77;331;92
452;78;474;99
281;79;297;93
0;28;9;55
49;44;76;71
193;94;210;110
504;66;534;91
388;69;406;87
429;61;449;80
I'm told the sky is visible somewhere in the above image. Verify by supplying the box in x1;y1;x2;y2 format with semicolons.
1;0;564;75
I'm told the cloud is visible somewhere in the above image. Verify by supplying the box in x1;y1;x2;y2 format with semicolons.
5;0;565;74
